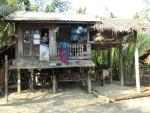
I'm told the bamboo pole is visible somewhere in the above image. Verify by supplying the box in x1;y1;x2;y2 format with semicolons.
5;55;8;104
119;44;124;86
17;69;21;93
134;31;140;94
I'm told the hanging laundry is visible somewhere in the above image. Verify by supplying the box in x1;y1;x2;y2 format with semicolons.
59;42;69;64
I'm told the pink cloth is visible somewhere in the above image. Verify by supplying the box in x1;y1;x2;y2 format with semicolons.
60;48;69;64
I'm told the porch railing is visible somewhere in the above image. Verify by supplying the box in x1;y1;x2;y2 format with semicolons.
56;43;90;58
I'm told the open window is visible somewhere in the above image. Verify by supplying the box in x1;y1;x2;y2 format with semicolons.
39;29;49;60
71;26;87;43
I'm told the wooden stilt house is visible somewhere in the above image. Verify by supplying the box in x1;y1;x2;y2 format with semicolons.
6;11;99;93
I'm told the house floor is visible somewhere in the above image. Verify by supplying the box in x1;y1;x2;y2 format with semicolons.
10;58;95;69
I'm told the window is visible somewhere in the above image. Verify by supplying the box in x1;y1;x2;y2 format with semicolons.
23;30;30;44
32;29;41;45
71;26;87;43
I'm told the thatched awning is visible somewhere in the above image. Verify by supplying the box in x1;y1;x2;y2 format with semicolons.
94;18;140;35
90;18;150;49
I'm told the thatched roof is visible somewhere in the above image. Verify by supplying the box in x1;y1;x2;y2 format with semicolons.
91;18;150;49
6;11;99;24
94;18;140;35
139;49;150;64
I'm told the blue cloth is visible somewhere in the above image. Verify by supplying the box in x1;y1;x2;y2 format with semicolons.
59;42;69;64
59;42;69;49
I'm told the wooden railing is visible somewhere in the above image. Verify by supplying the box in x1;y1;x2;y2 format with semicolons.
56;43;89;57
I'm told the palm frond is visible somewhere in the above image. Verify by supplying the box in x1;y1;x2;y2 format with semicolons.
0;5;15;16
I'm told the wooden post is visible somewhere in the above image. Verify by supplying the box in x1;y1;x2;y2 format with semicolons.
109;48;112;83
5;55;8;104
49;24;57;59
86;27;91;57
119;44;124;86
81;68;86;87
30;69;35;93
87;69;91;94
17;69;21;93
134;31;140;93
52;69;56;93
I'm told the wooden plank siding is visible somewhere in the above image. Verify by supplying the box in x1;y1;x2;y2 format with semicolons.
17;23;53;58
16;22;91;60
0;68;5;87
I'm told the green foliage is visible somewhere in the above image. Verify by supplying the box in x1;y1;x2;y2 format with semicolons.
8;0;19;9
45;0;70;12
76;6;86;14
0;0;7;5
23;0;30;11
104;6;117;18
0;5;14;16
92;32;150;80
45;4;53;12
92;49;109;69
133;1;150;21
31;4;39;12
0;1;15;47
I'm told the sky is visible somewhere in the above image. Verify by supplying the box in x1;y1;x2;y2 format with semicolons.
31;0;146;19
70;0;145;18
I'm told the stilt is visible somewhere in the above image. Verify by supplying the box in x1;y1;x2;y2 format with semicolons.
87;69;91;94
52;69;56;93
30;69;35;92
5;55;8;104
81;68;86;87
119;44;124;86
134;31;140;93
17;69;21;93
109;48;112;83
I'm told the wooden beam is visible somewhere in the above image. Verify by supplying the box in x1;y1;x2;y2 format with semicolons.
5;55;8;104
119;44;124;86
17;69;21;93
134;32;140;94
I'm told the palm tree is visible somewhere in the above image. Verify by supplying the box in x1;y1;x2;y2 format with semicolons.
0;2;15;47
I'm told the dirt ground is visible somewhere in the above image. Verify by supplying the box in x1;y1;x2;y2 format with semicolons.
0;82;150;113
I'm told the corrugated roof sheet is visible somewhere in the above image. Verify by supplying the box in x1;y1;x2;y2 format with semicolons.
6;11;99;23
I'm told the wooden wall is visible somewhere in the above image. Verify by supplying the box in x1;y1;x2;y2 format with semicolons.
16;23;53;58
0;68;5;87
57;27;71;42
16;22;90;58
